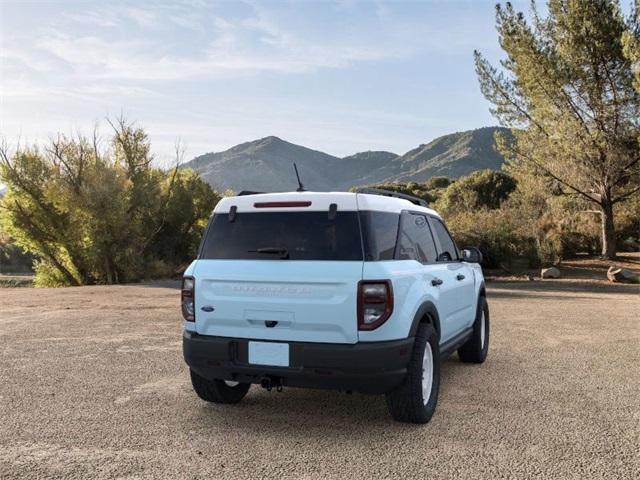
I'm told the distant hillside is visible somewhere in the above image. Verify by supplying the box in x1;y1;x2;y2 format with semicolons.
184;136;343;192
338;151;399;187
353;127;512;185
183;127;510;192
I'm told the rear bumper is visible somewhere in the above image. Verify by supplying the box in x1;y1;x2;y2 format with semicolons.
183;331;414;394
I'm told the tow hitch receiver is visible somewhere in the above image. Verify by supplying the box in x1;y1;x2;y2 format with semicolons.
260;376;283;392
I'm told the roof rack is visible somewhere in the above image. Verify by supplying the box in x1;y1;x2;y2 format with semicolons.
237;190;265;196
355;187;429;207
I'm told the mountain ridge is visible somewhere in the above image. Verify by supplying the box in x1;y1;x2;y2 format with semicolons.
183;126;511;192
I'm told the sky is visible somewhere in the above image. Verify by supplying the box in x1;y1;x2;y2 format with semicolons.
0;0;529;167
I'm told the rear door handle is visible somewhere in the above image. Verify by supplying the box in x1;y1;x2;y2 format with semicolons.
431;278;443;286
456;274;465;281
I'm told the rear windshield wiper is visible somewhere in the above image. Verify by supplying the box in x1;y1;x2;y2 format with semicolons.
248;247;290;259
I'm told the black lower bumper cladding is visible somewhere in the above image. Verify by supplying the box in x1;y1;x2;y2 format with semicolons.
183;331;414;394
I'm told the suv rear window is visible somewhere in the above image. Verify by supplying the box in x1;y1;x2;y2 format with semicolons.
200;211;363;261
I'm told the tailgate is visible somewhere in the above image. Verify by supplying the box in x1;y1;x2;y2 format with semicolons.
193;260;362;344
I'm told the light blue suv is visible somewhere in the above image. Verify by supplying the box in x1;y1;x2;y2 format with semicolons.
182;188;489;423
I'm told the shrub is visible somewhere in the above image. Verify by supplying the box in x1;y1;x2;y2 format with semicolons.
0;233;33;273
446;208;539;269
436;170;516;215
0;120;219;286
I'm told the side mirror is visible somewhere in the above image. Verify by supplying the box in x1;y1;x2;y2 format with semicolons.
462;246;483;264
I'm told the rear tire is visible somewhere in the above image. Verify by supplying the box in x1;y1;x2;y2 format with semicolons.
458;295;489;363
189;369;250;404
385;322;440;424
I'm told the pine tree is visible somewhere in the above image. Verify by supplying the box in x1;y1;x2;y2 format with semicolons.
475;0;640;258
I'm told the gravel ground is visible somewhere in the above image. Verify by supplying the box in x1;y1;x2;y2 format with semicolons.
1;280;638;479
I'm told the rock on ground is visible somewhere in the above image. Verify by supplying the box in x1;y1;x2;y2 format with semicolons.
541;267;561;279
607;266;638;283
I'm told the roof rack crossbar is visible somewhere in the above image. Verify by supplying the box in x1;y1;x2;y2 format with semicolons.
355;187;429;207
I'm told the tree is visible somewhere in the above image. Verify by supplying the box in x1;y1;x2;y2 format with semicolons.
623;1;640;91
475;0;640;258
0;120;219;286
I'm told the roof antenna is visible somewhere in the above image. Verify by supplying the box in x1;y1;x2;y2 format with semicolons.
293;163;305;192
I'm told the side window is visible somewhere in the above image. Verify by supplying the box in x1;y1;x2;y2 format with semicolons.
396;212;438;263
429;217;459;262
360;211;400;261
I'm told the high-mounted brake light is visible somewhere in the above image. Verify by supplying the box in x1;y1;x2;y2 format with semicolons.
181;276;195;322
253;201;312;208
357;280;393;330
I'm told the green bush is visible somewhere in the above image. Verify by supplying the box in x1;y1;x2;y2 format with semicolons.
0;234;33;273
32;259;75;288
424;176;451;190
0;121;219;286
446;209;539;269
616;195;640;251
436;170;516;215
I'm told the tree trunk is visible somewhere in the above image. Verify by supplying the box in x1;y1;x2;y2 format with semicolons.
42;249;81;286
600;199;616;259
104;257;113;285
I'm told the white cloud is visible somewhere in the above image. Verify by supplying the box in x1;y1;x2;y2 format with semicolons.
12;5;402;83
123;7;158;28
0;0;499;161
62;10;120;28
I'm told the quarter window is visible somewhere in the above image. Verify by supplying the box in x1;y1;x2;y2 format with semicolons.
396;212;437;263
359;211;400;261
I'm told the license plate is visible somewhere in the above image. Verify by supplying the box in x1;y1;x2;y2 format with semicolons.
248;341;290;367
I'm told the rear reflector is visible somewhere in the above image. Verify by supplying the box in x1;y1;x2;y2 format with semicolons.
254;201;312;208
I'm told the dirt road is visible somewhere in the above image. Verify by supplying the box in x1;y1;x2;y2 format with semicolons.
1;281;638;479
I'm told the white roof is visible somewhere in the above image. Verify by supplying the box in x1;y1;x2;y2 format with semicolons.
214;191;440;217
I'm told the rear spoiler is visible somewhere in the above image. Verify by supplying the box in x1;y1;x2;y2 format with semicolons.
237;190;265;196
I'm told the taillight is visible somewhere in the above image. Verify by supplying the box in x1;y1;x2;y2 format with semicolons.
357;280;393;330
181;276;195;322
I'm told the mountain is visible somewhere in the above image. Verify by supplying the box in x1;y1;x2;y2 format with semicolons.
338;151;399;187
377;126;511;183
185;136;343;192
183;127;510;192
